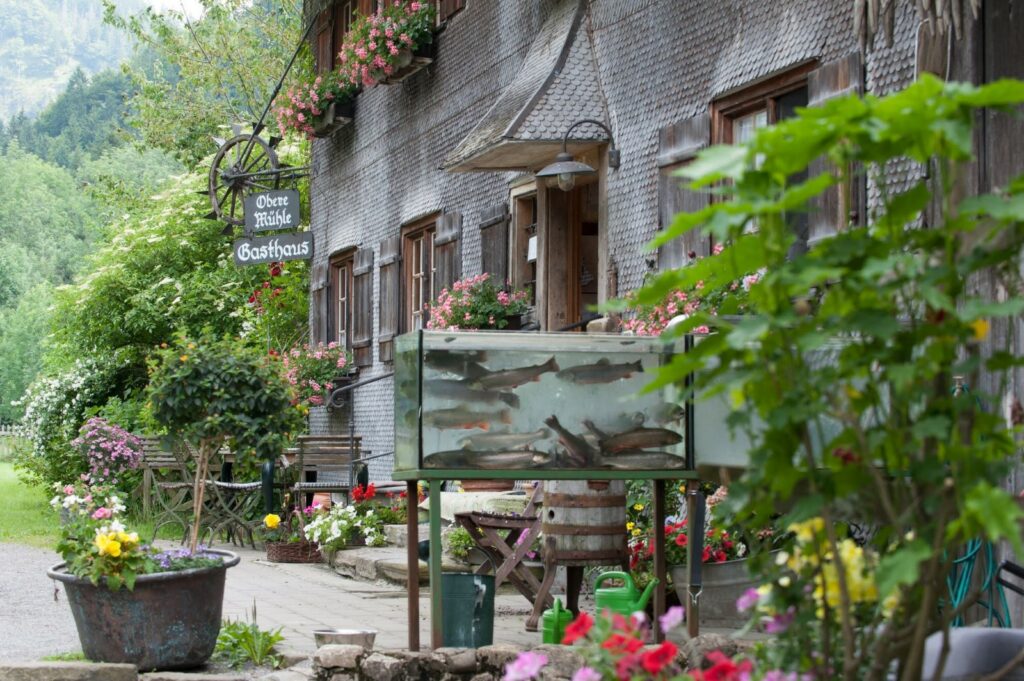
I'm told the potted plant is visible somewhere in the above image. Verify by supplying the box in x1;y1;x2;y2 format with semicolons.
304;498;387;563
426;273;530;331
279;341;354;413
47;480;241;671
336;1;437;88
443;524;487;566
261;506;324;563
273;73;357;140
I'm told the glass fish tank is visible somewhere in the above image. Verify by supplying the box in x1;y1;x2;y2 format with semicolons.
394;330;687;474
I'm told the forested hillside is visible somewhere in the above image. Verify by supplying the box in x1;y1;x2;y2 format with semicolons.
0;0;148;120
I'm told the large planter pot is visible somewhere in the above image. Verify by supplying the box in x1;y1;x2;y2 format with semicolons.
670;556;760;627
266;540;322;563
48;549;240;671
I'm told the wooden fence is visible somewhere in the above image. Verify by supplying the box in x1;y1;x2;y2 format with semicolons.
0;423;26;459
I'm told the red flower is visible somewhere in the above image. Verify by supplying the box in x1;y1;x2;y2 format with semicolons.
641;641;678;675
702;546;711;562
691;651;753;681
561;612;593;645
602;633;643;655
714;550;728;563
615;653;641;681
675;533;688;547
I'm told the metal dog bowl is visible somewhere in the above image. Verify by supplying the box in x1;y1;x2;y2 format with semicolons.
313;628;377;649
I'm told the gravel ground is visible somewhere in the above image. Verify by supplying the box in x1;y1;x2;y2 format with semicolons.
0;542;80;662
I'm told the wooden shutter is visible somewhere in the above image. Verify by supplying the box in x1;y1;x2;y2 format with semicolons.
433;211;462;299
310;261;329;343
437;0;465;22
479;203;509;285
352;248;374;368
656;113;711;271
333;1;355;59
315;9;334;75
807;52;863;245
378;236;401;364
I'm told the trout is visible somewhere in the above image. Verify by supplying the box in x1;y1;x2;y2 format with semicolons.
423;407;512;430
556;358;644;384
423;379;520;408
459;428;550;450
424;449;552;469
472;357;559;390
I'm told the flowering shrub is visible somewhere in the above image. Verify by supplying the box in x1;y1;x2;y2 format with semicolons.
52;481;221;590
735;517;891;676
624;245;762;336
71;417;143;492
304;502;386;557
426;273;530;330
337;1;437;89
13;357;129;489
506;607;696;680
280;342;353;409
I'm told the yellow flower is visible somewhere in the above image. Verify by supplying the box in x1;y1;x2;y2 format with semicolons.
631;528;643;537
95;533;122;558
179;355;188;362
264;513;281;529
106;541;122;558
678;484;686;494
971;318;990;342
187;342;196;349
626;521;635;531
633;503;644;512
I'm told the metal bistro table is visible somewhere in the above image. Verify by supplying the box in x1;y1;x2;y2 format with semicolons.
391;330;710;651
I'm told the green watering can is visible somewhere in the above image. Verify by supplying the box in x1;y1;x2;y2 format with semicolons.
594;571;658;617
541;598;574;644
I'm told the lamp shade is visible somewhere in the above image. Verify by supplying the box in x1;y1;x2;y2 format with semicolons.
536;152;596;179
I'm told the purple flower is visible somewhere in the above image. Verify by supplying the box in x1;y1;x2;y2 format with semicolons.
736;587;760;613
659;605;685;631
763;607;796;634
572;668;602;681
503;651;548;681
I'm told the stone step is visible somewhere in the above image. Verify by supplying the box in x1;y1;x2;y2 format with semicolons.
330;546;470;585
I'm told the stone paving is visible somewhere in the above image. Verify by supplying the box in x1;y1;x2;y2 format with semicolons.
220;542;541;655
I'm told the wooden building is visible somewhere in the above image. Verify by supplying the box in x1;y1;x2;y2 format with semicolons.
302;0;1024;483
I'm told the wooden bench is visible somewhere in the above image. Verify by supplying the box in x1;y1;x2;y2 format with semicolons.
285;435;367;503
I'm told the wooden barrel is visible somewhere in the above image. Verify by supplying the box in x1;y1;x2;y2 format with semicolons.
542;480;627;566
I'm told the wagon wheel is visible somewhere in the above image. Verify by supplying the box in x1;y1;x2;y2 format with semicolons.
208;134;280;226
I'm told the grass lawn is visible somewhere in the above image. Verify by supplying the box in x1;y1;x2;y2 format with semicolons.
0;461;59;548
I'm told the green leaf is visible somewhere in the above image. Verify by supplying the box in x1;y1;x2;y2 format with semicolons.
959;193;1024;221
911;415;951;440
960;298;1024;320
953;483;1024;556
677;144;748;186
951;79;1024;108
876;540;932;598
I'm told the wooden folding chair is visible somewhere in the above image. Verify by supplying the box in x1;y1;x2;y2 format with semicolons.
453;485;553;624
138;436;193;543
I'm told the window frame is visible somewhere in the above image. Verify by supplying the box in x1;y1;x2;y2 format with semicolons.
401;215;438;333
328;248;355;351
711;62;816;145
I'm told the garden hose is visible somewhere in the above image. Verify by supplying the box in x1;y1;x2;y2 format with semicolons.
942;381;1011;627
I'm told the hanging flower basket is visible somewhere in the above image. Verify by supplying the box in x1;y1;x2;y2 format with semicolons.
313;99;357;139
382;42;436;85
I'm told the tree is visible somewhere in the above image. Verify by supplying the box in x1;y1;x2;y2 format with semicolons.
636;76;1024;679
103;0;305;164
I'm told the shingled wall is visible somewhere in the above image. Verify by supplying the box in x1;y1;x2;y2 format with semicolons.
307;0;918;479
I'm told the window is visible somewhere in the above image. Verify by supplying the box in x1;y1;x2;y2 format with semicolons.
713;65;812;251
510;189;538;306
316;1;378;75
712;64;813;144
328;250;354;350
402;217;437;332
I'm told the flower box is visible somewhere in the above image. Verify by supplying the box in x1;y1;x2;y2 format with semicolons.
266;539;323;563
313;99;356;139
382;42;435;85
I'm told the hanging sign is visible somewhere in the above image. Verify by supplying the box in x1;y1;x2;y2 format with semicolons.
233;232;313;266
244;190;301;232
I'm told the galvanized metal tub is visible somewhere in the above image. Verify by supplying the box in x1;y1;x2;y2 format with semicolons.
48;549;240;671
671;556;760;627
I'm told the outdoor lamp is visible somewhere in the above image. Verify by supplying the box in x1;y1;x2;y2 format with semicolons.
536;118;620;192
